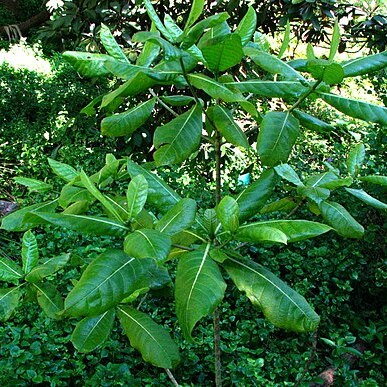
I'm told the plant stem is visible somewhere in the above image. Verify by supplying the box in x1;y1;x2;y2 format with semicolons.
150;89;179;117
165;368;180;387
288;79;322;113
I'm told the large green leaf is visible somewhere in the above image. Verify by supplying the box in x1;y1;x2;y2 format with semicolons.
305;171;353;190
118;305;180;368
59;185;95;208
48;158;78;182
0;286;22;321
359;175;387;186
235;6;257;46
225;80;307;98
222;255;320;332
153;104;203;166
34;282;63;319
136;23;160;67
274;164;303;186
25;254;70;284
132;32;181;60
124;229;171;262
260;198;298;214
25;212;128;237
0;257;23;282
13;177;52;193
188;73;244;103
164;14;183;42
63;52;113;77
318;92;387;125
22;230;39;274
201;34;243;72
101;99;156;137
278;20;290;59
345;188;387;211
292;110;334;133
319;201;364;238
346;143;365;177
127;174;148;220
297;186;330;203
257;111;300;167
143;0;173;41
237;220;331;243
0;200;58;232
100;24;129;62
72;310;115;353
244;47;304;80
342;51;387;78
127;161;180;213
64;250;155;317
209;106;249;148
236;169;279;222
216;196;239;233
235;225;287;244
155;198;197;236
329;20;340;61
185;0;205;30
175;245;226;341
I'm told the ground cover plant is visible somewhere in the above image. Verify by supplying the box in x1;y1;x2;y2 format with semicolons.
1;1;386;385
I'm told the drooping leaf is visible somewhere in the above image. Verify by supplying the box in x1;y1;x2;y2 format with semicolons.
345;188;387;211
0;257;23;282
136;23;160;67
235;6;257;46
13;177;52;193
222;255;320;332
236;169;279;222
274;164;303;186
64;250;156;317
100;24;129;62
22;230;39;274
127;161;180;213
25;212;128;237
257;111;300;167
0;287;22;321
160;95;196;106
342;51;387;78
293;110;334;133
48;158;78;182
175;245;226;341
63;52;113;77
318;92;387;125
124;229;171;262
143;0;173;41
155;198;197;236
153;104;203;166
237;220;331;243
319;201;364;238
118;305;180;368
0;200;58;232
225;80;307;98
209;106;249;148
132;32;181;60
329;20;340;61
25;254;70;283
216;196;239;233
359;175;387;186
278;20;290;59
346;143;365;176
201;34;243;73
72;310;115;353
34;282;63;319
101;99;156;137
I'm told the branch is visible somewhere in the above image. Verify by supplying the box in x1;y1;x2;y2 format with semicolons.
0;10;50;37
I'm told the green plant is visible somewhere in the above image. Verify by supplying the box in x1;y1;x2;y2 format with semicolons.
1;2;387;385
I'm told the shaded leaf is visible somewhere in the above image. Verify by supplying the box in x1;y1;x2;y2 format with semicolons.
63;52;113;77
100;24;128;62
127;174;148;220
342;51;387;78
274;164;303;186
235;6;257;46
25;254;70;283
0;287;22;321
293;110;334;133
345;188;387;210
359;175;387;186
185;0;205;30
0;257;23;282
346;143;365;176
35;282;63;319
216;196;239;233
297;186;330;203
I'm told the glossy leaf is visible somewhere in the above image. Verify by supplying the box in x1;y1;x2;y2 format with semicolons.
345;188;387;211
156;199;196;236
35;282;63;319
342;51;387;78
64;250;155;317
118;305;180;368
226;80;307;98
201;34;243;72
236;225;287;244
235;6;257;46
318;92;387;125
236;169;279;222
26;212;128;237
257;111;300;167
100;24;128;62
25;254;70;283
127;161;180;213
359;175;387;186
319;201;364;239
346;143;365;176
72;310;115;353
143;0;173;41
293;110;334;133
22;230;39;274
175;245;226;341
0;287;22;321
124;229;171;262
216;196;239;233
63;52;113;77
185;0;205;30
0;257;23;282
153;104;203;166
48;158;78;182
222;256;320;332
13;177;52;193
126;174;148;220
101;98;156;137
274;164;303;186
188;73;244;103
